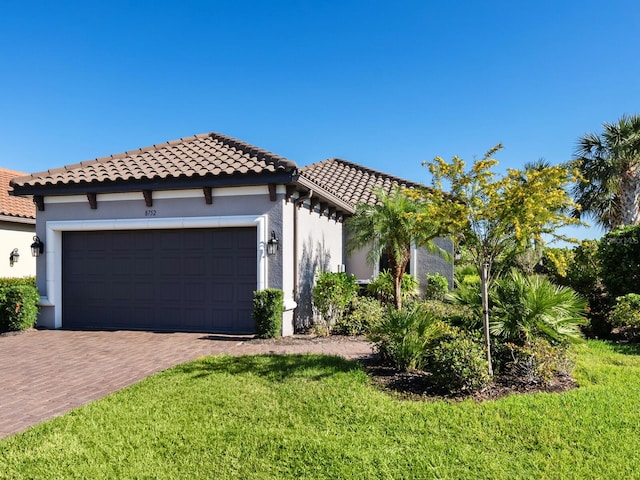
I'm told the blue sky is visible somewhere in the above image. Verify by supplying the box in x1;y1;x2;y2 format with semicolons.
2;0;639;240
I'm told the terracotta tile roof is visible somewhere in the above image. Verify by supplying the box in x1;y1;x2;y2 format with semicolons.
0;168;35;219
299;158;424;209
11;132;298;190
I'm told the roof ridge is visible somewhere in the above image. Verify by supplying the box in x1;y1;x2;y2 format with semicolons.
10;132;298;188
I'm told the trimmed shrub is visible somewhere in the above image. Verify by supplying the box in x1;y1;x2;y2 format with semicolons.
369;304;446;371
599;225;640;298
428;329;490;393
312;272;358;335
425;273;449;301
334;296;385;336
609;293;640;329
0;284;40;333
367;271;419;306
253;289;284;339
0;277;36;288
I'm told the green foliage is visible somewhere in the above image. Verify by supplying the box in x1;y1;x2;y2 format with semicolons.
369;304;446;371
312;272;358;334
609;294;640;329
0;284;40;332
347;186;450;310
560;240;610;339
419;299;474;325
429;329;490;393
535;247;574;285
599;225;640;298
367;271;418;306
454;263;481;286
422;144;581;286
0;276;36;288
252;289;283;339
503;339;573;383
424;272;449;300
447;280;483;330
572;114;640;230
333;297;385;336
490;270;587;345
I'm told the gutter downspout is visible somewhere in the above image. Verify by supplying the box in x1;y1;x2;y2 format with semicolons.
293;190;313;330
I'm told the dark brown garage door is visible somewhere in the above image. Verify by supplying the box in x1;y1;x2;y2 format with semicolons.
62;228;257;333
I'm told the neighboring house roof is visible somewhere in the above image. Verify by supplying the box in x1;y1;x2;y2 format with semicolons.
10;132;298;195
299;158;424;210
0;168;35;221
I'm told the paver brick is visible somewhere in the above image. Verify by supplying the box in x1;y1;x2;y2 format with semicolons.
0;329;371;439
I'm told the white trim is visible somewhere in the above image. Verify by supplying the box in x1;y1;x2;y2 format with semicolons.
44;186;271;204
45;215;268;328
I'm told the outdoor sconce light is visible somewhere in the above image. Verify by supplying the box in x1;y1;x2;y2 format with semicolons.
31;236;44;257
267;230;279;256
9;249;19;267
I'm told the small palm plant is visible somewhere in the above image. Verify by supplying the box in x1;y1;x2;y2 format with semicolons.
369;304;447;371
490;269;587;345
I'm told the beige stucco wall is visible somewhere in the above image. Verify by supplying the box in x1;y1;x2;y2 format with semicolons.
0;221;36;278
294;202;344;330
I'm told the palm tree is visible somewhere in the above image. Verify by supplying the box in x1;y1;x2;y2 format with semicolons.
346;187;447;310
573;114;640;231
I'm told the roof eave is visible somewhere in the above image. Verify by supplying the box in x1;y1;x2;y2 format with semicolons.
10;171;298;197
295;176;355;214
0;214;36;224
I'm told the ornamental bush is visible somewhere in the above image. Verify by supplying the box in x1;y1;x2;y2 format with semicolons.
598;225;640;298
428;329;490;393
609;294;640;329
0;283;40;333
252;289;283;339
502;338;573;384
425;272;449;301
312;272;358;334
334;296;385;336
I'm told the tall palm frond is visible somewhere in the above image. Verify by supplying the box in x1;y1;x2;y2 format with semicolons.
572;114;640;230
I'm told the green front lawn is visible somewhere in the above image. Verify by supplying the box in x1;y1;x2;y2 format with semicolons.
1;341;640;479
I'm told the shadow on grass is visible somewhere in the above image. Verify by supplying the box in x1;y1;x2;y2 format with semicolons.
607;341;640;356
175;354;363;382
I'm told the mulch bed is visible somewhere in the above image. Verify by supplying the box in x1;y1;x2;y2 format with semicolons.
248;334;579;402
361;356;578;402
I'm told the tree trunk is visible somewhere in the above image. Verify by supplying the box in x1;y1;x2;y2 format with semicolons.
394;272;403;310
481;263;493;376
620;165;640;226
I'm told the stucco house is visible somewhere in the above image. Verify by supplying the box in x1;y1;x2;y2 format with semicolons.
10;133;452;335
0;168;36;278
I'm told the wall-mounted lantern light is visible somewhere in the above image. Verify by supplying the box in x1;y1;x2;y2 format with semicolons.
9;248;19;267
267;230;279;256
31;236;44;257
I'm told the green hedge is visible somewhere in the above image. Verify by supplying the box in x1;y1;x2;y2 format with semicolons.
253;289;284;339
0;281;40;333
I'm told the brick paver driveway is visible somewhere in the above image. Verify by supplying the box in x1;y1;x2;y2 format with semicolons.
0;329;371;439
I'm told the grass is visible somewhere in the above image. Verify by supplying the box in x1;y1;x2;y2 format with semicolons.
2;341;640;479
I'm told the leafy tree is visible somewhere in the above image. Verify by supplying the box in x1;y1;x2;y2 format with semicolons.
417;144;581;373
572;114;640;230
346;186;448;310
598;225;640;299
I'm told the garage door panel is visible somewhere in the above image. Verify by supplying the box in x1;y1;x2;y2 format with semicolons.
63;228;257;333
